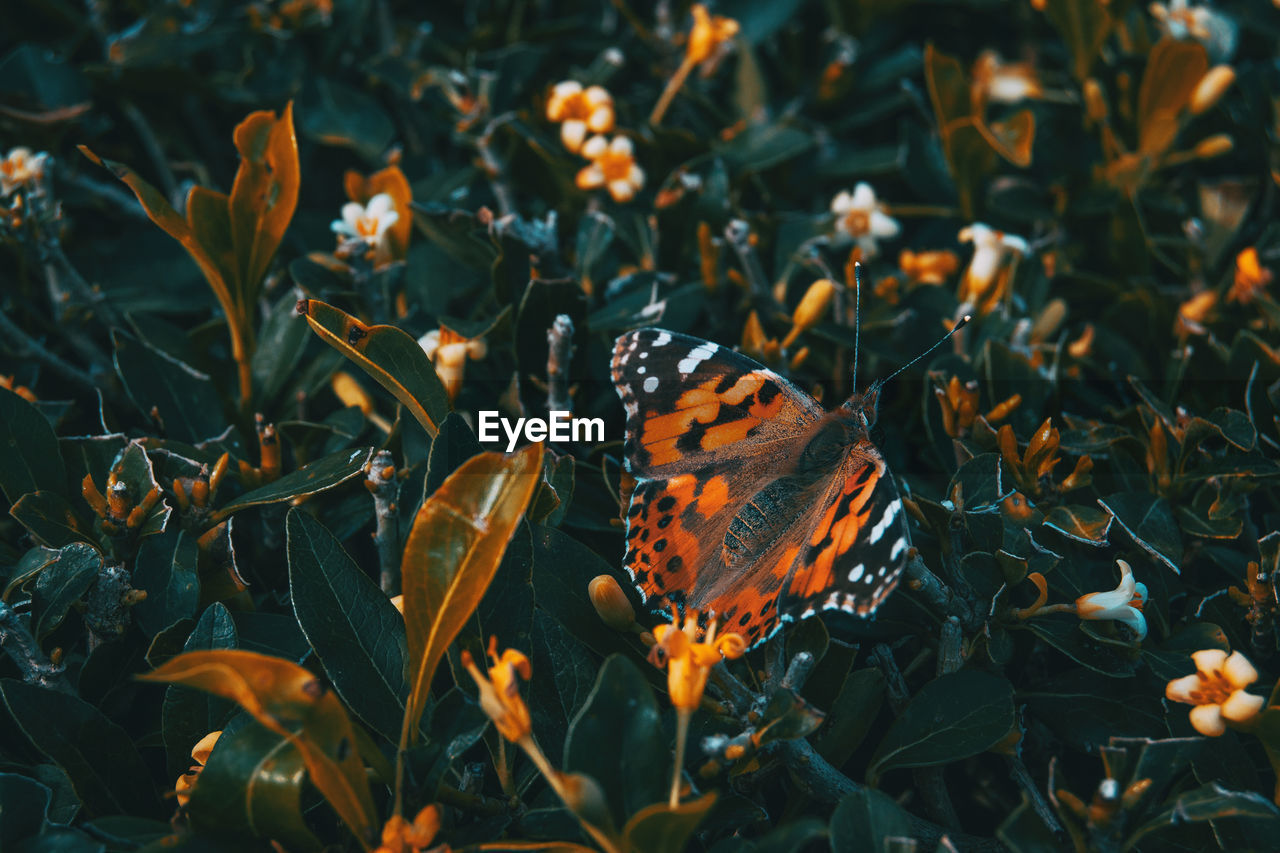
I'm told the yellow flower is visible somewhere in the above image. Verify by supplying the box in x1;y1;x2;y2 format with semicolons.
175;730;222;808
1175;290;1217;339
576;135;645;203
1;147;48;196
418;327;488;402
1075;560;1148;641
648;609;746;712
1228;247;1272;305
461;636;533;743
686;4;740;66
1165;649;1265;736
830;183;900;259
958;223;1029;314
546;81;615;153
375;804;442;853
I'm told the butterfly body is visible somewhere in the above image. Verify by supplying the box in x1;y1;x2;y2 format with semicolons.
612;328;911;647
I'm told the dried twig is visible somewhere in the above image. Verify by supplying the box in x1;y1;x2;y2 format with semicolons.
546;314;574;414
0;602;70;691
365;450;402;595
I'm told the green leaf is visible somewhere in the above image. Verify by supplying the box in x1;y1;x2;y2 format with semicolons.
565;655;668;823
106;443;171;540
829;788;913;853
10;492;94;549
1020;613;1140;677
1;679;163;818
423;412;482;499
1098;492;1182;573
213;447;374;521
1126;783;1280;848
4;547;59;601
0;387;66;504
299;299;449;439
287;509;408;741
1039;0;1113;81
869;670;1015;780
0;772;52;846
112;330;227;445
1043;505;1113;547
162;603;238;778
622;793;718;853
133;524;200;637
401;444;543;740
811;668;885;768
186;717;322;852
140;650;377;845
252;289;315;408
32;542;101;640
1020;668;1165;751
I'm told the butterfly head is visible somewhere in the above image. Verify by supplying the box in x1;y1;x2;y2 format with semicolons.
841;381;882;433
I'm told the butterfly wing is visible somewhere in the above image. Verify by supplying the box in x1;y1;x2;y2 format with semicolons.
778;444;911;621
612;329;824;626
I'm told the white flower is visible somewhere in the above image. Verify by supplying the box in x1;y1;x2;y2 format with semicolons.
1074;559;1148;641
545;81;615;154
418;328;488;401
1149;0;1237;60
1166;649;1265;736
330;193;400;250
957;222;1029;311
830;183;900;258
576;135;645;203
1;147;49;196
972;51;1043;106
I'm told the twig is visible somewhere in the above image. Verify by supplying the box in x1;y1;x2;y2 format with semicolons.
475;114;516;218
906;549;977;628
723;220;777;309
365;450;402;595
436;783;517;818
708;662;754;717
546;314;574;414
873;644;962;832
1005;752;1064;837
0;304;101;391
780;651;815;692
0;602;71;691
937;617;964;676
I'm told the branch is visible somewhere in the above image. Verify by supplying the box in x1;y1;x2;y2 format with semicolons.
0;602;71;691
365;450;402;595
546;314;574;414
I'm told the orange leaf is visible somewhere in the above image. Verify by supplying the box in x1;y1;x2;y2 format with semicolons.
229;102;300;298
1138;39;1209;157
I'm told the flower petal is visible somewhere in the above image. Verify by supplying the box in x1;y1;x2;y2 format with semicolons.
576;164;606;189
581;135;608;159
1166;673;1203;703
851;182;875;209
1191;648;1228;675
1189;703;1226;736
608;179;636;202
1221;689;1264;722
869;210;901;239
561;120;588;153
1222;650;1258;688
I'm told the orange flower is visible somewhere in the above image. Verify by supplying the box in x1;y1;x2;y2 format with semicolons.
649;609;745;713
1;147;48;196
461;637;533;743
344;165;412;262
589;575;637;632
546;82;615;153
900;249;960;286
375;805;442;853
1228;247;1272;305
576;135;645;203
685;4;740;65
418;327;488;401
175;730;222;808
958;223;1029;314
1075;559;1148;641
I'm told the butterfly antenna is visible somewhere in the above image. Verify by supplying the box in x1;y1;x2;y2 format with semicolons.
874;313;973;389
851;262;862;393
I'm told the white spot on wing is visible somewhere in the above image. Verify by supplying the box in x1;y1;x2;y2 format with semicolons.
847;564;865;582
677;343;717;375
869;500;901;544
643;376;659;393
637;365;646;374
653;332;671;346
890;537;907;560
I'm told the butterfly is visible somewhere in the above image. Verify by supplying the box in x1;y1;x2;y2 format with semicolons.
611;328;912;648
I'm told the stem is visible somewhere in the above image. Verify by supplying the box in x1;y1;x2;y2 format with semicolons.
546;314;575;415
365;450;402;594
650;57;696;126
475;115;516;218
519;737;623;853
0;304;101;391
1005;753;1064;836
670;707;691;808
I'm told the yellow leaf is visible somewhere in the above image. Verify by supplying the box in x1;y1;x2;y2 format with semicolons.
140;649;376;848
230;102;300;299
400;444;544;741
923;43;970;130
299;299;450;438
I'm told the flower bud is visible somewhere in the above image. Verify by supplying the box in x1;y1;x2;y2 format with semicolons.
1194;134;1234;159
1083;78;1108;124
331;371;374;414
1190;66;1235;116
588;575;636;631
